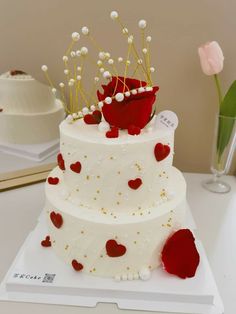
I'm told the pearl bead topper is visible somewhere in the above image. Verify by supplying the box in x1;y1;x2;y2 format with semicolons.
41;9;158;129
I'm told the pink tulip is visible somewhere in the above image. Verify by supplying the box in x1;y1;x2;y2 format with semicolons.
198;41;224;76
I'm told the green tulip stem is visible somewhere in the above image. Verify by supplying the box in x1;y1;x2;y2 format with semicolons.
214;74;223;107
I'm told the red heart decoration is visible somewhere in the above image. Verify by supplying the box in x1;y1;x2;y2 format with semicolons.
98;76;159;129
50;211;63;229
47;177;60;185
161;229;200;279
72;259;84;271
128;178;143;190
84;110;102;124
106;126;119;138
70;161;82;173
41;235;51;247
128;125;141;136
57;153;65;170
154;143;170;162
106;239;127;257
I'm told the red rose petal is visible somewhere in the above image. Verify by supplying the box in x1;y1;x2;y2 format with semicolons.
128;125;141;136
50;211;63;229
57;153;65;170
41;235;51;247
106;126;119;138
70;161;82;173
72;259;84;271
154;143;170;162
128;178;143;190
48;177;59;185
106;239;127;257
161;229;200;279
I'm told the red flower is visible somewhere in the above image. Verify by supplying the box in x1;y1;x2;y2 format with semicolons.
161;229;200;279
97;76;159;129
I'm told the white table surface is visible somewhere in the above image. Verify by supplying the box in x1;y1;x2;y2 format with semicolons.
0;172;235;314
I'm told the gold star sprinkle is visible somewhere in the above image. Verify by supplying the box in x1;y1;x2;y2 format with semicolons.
84;254;87;258
84;155;87;158
116;201;120;205
97;175;100;179
81;230;84;234
86;175;90;180
96;190;100;194
65;245;69;250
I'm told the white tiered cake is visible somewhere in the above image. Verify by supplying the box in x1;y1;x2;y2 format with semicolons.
0;71;65;144
44;118;186;279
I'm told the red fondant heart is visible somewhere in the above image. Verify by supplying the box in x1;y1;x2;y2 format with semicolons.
72;259;84;271
106;126;119;138
50;211;63;229
106;239;127;257
70;161;82;173
128;178;143;190
57;153;65;170
41;235;51;247
161;229;200;279
84;110;102;124
154;143;170;162
47;177;59;185
128;125;141;136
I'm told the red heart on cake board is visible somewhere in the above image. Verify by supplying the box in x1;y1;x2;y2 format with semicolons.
128;178;143;190
41;235;51;247
70;161;82;173
154;143;170;161
106;239;127;257
106;126;119;138
57;153;65;170
50;211;63;229
72;259;84;271
84;110;102;124
48;177;60;185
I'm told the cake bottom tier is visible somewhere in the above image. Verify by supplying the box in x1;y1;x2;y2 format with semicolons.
0;99;64;144
45;167;186;280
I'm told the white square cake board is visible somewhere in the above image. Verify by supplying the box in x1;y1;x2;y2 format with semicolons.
0;207;224;314
0;139;59;162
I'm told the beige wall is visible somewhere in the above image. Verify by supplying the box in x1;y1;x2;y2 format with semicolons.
0;0;235;174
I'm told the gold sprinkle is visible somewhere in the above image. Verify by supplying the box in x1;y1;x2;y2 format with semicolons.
65;244;69;250
81;230;84;234
138;206;142;210
163;171;166;174
137;231;140;235
167;223;171;227
168;218;172;222
68;152;71;155
132;213;135;216
159;174;162;177
76;188;79;192
93;268;96;271
117;171;121;174
113;215;117;219
148;265;152;269
84;155;87;158
162;224;165;227
134;241;137;244
93;197;97;200
166;176;169;179
115;236;118;239
110;156;114;160
126;267;130;270
97;175;100;179
148;211;151;214
140;212;143;216
89;270;92;273
96;190;100;194
170;210;173;213
84;254;87;258
116;201;120;205
118;192;122;196
86;175;90;180
53;240;56;243
100;254;103;258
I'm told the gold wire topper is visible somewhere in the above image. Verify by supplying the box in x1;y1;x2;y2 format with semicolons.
41;10;155;120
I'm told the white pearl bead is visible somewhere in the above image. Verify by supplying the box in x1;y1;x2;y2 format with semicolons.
82;107;89;115
110;11;118;20
62;56;68;62
51;88;57;94
59;82;64;88
72;113;77;119
108;58;114;65
97;60;103;66
139;267;151;281
98;101;103;109
70;51;76;57
76;50;81;57
78;111;83;118
142;48;148;54
105;52;111;59
77;75;82;81
64;69;69;75
138;19;147;29
125;91;131;97
138;87;145;93
150;67;155;73
103;71;111;79
131;89;137;95
41;65;48;72
98;121;110;132
90;105;96;111
80;47;88;55
99;51;106;60
66;114;73;123
68;81;74;87
105;97;112;104
138;59;143;64
115;93;124;102
133;273;139;280
126;60;131;66
145;86;153;92
122;28;128;34
81;26;89;35
94;76;99;82
146;36;152;42
128;35;134;44
99;67;105;73
77;66;81;72
118;57;123;63
71;32;80;41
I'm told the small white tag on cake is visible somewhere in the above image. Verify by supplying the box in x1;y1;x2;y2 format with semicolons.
154;110;179;130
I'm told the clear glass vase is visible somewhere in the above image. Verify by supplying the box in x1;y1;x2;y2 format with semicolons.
202;114;236;193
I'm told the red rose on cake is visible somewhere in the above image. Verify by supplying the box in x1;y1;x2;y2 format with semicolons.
97;76;159;130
